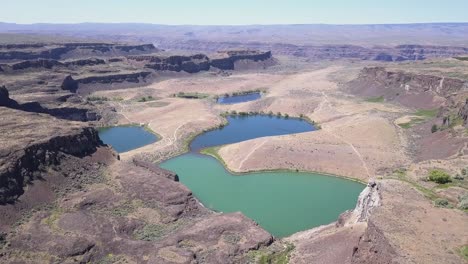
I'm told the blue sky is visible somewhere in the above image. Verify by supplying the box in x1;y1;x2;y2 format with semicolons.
1;0;467;25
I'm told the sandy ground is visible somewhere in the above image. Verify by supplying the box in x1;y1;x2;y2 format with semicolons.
214;67;408;181
89;61;467;263
93;65;409;182
372;180;468;264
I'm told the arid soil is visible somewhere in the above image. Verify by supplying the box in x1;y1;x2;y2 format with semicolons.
1;37;467;264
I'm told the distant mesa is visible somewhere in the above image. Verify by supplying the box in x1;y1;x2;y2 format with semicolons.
0;43;158;61
127;49;273;72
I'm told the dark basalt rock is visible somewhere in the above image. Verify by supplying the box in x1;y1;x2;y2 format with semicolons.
132;159;179;181
63;58;106;67
211;50;272;70
0;58;105;71
0;126;102;204
129;54;211;73
9;59;63;70
61;72;152;93
129;50;273;72
1;86;96;121
347;67;467;109
61;75;79;93
0;43;157;61
0;85;19;108
459;99;468;126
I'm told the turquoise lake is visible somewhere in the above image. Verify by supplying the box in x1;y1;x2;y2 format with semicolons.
160;115;365;237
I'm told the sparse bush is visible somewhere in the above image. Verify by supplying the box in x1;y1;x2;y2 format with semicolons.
434;198;450;208
462;168;467;176
431;124;438;133
277;112;282;117
87;96;109;102
231;110;237;115
428;169;452;184
458;194;468;210
454;174;464;180
268;111;274;116
284;114;289;119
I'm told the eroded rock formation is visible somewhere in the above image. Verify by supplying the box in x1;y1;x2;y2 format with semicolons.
347;67;467;109
155;40;468;61
0;108;102;204
0;43;157;61
61;72;152;93
459;99;468;126
129;54;211;73
210;50;272;70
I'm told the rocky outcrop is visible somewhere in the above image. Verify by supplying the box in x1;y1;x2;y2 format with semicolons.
8;59;63;70
61;72;152;93
132;159;179;181
210;50;272;70
0;43;157;61
1;86;98;121
459;99;468;126
350;220;397;264
128;50;273;72
0;46;70;61
0;58;106;71
63;58;106;67
129;54;211;73
0;85;19;108
347;67;467;109
155;40;468;61
0;108;102;204
61;75;79;92
338;181;382;226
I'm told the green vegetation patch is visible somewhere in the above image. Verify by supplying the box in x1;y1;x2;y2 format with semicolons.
459;245;468;261
173;92;209;99
134;220;185;241
434;198;450;208
458;194;468;211
365;96;385;103
137;95;156;102
391;168;439;201
87;96;109;102
248;243;295;264
428;169;452;184
398;108;439;129
414;109;438;118
454;57;468;61
107;199;143;217
397;117;425;129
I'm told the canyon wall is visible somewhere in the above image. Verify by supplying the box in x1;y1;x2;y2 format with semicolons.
347;67;467;109
155;40;468;61
0;108;102;204
0;43;158;61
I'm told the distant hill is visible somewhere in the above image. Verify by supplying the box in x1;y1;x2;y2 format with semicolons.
0;22;468;47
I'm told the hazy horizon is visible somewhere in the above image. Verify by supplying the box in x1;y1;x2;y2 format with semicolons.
1;0;468;25
2;21;468;26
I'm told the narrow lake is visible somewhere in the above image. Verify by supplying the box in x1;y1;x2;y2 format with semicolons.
98;126;158;153
160;115;365;237
217;92;261;104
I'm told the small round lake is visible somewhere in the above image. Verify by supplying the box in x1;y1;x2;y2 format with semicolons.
98;126;158;153
160;115;365;237
217;92;261;104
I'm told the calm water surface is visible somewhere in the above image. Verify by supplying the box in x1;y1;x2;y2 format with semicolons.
160;115;365;237
217;92;261;104
98;126;158;153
